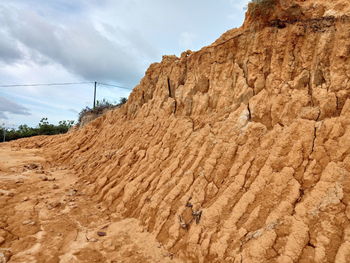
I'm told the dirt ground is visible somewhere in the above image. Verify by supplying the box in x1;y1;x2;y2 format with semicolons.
0;144;181;263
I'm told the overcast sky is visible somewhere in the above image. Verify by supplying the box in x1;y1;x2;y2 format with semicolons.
0;0;249;128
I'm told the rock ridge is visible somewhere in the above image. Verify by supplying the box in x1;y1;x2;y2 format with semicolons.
12;0;350;262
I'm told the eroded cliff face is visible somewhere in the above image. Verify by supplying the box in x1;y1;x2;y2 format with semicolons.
17;0;350;262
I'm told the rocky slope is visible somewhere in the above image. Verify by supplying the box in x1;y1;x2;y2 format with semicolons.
0;146;180;262
11;0;350;262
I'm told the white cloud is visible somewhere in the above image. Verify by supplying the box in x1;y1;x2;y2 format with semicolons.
0;5;150;86
0;97;30;118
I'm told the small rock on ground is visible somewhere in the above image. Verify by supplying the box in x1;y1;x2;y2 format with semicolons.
97;231;107;237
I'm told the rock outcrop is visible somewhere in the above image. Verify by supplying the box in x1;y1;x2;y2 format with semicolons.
15;0;350;262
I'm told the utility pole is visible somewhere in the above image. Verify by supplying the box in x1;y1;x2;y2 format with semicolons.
93;81;97;109
1;123;5;142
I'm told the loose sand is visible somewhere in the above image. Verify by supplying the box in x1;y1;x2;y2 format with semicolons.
0;144;181;262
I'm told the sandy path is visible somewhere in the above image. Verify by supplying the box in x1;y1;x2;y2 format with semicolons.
0;144;180;263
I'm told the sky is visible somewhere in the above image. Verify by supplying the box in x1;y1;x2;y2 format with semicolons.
0;0;249;128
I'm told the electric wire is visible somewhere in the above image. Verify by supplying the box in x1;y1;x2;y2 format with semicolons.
0;81;133;90
96;82;132;90
0;81;94;88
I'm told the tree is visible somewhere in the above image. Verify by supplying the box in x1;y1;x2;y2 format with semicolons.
0;118;75;142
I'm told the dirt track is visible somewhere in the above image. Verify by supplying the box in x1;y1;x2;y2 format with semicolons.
0;144;180;263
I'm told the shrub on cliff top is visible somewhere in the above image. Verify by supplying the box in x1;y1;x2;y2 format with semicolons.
78;97;127;124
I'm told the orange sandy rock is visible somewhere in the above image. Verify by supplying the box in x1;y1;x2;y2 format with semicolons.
7;0;350;262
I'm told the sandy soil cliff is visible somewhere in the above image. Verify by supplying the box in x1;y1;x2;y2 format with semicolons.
5;0;350;262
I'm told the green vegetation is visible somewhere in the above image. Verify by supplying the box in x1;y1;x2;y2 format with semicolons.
78;97;127;124
0;118;75;142
0;97;128;142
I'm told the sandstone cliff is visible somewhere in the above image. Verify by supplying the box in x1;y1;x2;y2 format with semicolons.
15;0;350;262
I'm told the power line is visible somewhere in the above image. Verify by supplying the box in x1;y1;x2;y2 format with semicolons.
0;81;94;88
97;82;132;90
0;81;133;110
0;81;133;90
